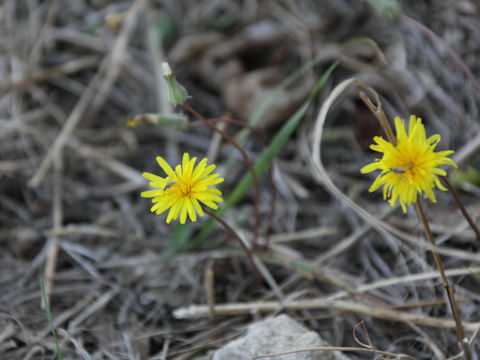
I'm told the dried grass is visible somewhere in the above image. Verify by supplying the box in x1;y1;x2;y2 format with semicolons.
1;0;480;359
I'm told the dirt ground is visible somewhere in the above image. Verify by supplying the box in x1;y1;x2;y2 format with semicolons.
1;0;480;359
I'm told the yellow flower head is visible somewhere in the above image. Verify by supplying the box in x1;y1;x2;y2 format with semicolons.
361;115;457;212
141;153;224;224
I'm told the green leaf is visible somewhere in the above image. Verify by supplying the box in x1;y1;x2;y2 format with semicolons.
450;166;480;188
207;13;234;31
191;62;338;247
464;266;480;281
40;280;63;360
366;0;400;19
156;16;175;49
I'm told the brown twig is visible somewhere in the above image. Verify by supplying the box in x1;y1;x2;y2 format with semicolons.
204;262;215;317
173;298;480;332
183;103;261;248
415;201;470;360
355;80;396;145
190;116;277;249
440;175;480;242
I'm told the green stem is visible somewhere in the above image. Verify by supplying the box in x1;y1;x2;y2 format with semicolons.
40;279;63;360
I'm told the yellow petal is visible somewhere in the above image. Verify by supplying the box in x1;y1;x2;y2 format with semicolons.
175;164;183;178
191;158;208;182
361;161;382;174
185;199;197;222
201;200;219;209
184;156;197;179
192;198;204;217
182;153;190;171
141;190;162;198
166;200;182;223
179;199;188;224
143;172;166;183
394;117;407;143
156;156;175;176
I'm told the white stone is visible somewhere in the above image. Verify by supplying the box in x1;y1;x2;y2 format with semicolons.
212;314;350;360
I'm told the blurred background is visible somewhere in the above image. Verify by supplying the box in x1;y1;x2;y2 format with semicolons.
1;0;480;359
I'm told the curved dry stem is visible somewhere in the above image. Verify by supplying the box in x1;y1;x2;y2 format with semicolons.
439;175;480;242
310;78;408;243
308;78;477;262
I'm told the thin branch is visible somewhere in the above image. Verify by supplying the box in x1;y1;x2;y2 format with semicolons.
440;175;480;241
172;298;480;332
202;207;261;289
415;201;470;360
402;15;480;94
183;103;261;247
190;116;276;249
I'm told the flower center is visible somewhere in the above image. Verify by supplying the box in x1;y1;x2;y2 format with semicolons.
177;180;193;198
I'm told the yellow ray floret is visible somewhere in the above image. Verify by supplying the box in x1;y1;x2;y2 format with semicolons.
361;115;457;212
141;153;224;224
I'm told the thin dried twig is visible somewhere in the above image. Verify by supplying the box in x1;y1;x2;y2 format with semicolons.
402;15;480;94
183;102;261;247
0;56;99;93
42;153;63;309
416;201;470;359
255;345;415;359
173;299;480;331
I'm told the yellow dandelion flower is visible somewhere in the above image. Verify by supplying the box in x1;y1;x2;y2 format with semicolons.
361;115;457;212
141;153;224;224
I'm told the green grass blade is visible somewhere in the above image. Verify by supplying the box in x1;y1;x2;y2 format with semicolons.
40;279;63;360
161;223;193;258
192;62;338;246
464;266;480;281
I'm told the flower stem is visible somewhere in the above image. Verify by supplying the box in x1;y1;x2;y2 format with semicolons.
415;201;470;360
202;207;261;289
183;103;260;248
190;116;276;249
440;175;480;241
